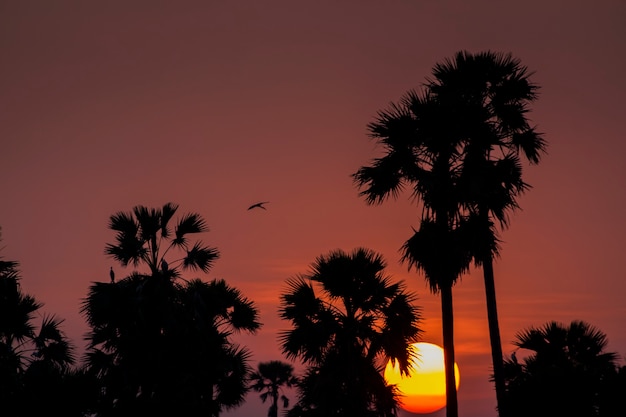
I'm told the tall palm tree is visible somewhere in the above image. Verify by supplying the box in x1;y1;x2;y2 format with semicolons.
503;320;621;417
279;247;422;417
81;203;260;416
426;51;547;416
353;86;475;417
354;51;546;417
250;360;299;417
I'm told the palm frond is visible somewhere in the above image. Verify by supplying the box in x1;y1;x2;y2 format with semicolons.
379;293;422;374
34;315;64;344
0;271;41;343
278;324;330;364
401;219;472;292
160;202;179;238
353;158;406;205
32;314;75;366
353;90;433;206
462;212;501;263
227;289;261;332
214;344;254;409
105;239;147;267
259;391;269;403
0;259;19;275
182;241;219;272
82;348;115;378
510;127;547;164
279;277;320;322
133;205;162;241
108;211;137;234
174;213;208;245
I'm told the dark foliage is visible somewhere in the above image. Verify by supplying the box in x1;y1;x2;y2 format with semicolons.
81;204;260;416
503;320;626;417
279;248;422;417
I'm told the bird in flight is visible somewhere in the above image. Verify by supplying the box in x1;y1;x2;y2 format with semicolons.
248;201;269;210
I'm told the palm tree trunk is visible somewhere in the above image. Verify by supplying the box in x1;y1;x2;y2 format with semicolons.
271;390;278;417
483;255;507;417
441;283;458;417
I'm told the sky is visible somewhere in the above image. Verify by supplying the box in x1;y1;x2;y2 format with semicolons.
1;1;625;416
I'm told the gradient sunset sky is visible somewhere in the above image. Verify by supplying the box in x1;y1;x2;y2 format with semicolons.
1;1;625;416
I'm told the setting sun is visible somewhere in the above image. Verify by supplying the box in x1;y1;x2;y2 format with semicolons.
384;342;460;414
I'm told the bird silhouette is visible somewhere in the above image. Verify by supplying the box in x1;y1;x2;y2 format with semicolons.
109;266;115;283
247;201;269;210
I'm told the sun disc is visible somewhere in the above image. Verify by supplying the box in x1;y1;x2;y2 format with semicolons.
384;342;460;414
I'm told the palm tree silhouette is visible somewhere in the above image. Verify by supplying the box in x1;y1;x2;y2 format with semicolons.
104;202;219;276
20;315;80;417
424;51;547;416
249;360;298;417
353;51;547;417
354;84;476;417
81;203;260;416
0;254;79;416
503;320;623;417
279;247;422;417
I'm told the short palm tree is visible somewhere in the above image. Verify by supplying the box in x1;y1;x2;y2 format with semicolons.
0;258;41;378
20;315;79;417
0;255;78;416
503;320;621;417
250;360;298;417
81;203;260;416
279;247;422;417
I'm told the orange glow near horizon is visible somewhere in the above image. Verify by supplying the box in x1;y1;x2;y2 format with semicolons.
384;342;460;414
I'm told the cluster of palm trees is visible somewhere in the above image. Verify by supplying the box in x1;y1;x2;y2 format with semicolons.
353;50;546;417
80;203;261;417
2;51;625;417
